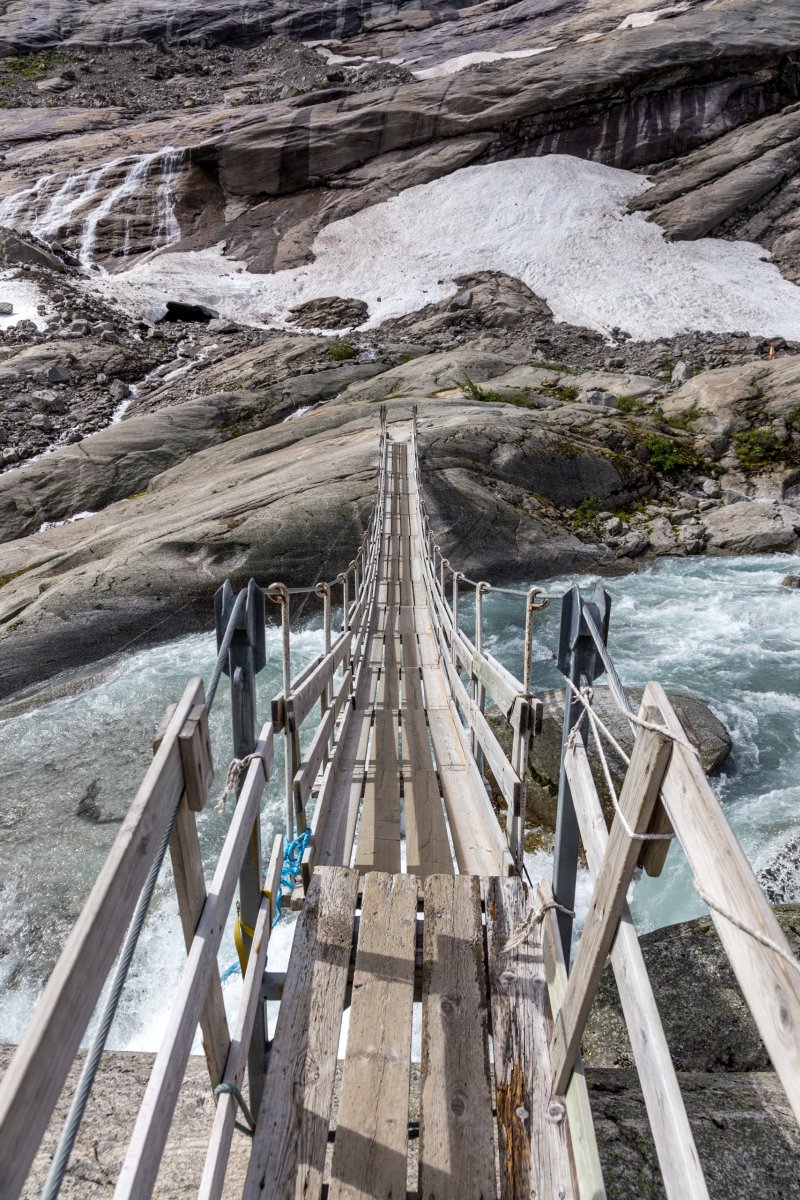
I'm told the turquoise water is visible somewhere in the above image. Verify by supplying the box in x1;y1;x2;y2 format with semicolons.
1;552;799;1047
473;552;800;932
0;624;325;1047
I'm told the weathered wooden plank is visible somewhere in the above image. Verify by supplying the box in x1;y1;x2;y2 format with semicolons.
177;702;214;812
399;607;453;877
154;703;229;1090
564;735;710;1199
483;877;576;1200
406;768;453;877
419;874;496;1200
359;713;402;872
198;835;284;1200
428;705;512;876
0;676;205;1200
551;713;673;1094
329;872;417;1200
294;667;353;815
538;880;606;1200
168;797;230;1091
243;866;360;1200
649;679;800;1125
438;638;522;811
114;729;273;1200
288;632;351;730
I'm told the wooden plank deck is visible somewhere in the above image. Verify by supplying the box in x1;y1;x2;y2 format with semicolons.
242;868;592;1200
315;437;506;880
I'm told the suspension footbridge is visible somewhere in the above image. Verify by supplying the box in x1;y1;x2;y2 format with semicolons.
1;408;799;1200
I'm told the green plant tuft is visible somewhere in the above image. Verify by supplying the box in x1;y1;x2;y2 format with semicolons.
457;375;533;408
614;394;648;415
571;496;603;535
328;339;357;362
733;427;787;470
642;433;690;474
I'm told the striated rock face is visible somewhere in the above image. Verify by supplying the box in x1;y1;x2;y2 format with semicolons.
2;0;800;275
0;1;455;54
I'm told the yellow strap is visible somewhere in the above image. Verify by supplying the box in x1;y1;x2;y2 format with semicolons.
233;915;250;976
234;890;273;975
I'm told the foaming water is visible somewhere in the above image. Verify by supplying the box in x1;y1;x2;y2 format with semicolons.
0;622;324;1047
3;554;799;1048
478;553;800;933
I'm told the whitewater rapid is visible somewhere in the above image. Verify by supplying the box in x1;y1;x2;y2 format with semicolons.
1;553;799;1050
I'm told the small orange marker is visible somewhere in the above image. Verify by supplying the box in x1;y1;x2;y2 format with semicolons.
769;340;776;360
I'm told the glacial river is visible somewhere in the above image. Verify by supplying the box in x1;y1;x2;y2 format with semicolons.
1;552;799;1048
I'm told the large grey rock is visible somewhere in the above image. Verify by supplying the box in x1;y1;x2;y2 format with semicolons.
522;685;731;833
583;905;800;1072
703;499;800;553
0;360;385;542
630;102;800;282
0;391;635;699
287;296;369;330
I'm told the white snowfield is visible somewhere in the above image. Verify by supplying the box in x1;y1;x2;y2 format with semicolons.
412;46;557;79
618;4;690;29
100;155;800;342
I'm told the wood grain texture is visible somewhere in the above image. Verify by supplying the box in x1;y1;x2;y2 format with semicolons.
198;835;284;1200
649;679;800;1125
168;797;230;1091
115;741;272;1200
538;880;606;1200
329;872;417;1200
0;676;206;1200
564;735;709;1199
550;717;672;1094
483;876;576;1200
419;874;496;1200
243;866;359;1200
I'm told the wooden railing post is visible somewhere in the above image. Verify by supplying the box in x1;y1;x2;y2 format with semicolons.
553;582;610;960
153;702;230;1090
214;577;268;1115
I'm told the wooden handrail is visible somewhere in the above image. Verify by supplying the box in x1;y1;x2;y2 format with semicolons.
650;680;800;1124
550;687;673;1092
198;835;284;1200
0;676;207;1200
114;723;274;1200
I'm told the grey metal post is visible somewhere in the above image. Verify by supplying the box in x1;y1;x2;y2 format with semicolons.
214;578;268;1113
552;582;610;962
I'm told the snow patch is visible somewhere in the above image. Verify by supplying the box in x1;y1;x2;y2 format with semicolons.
413;46;556;79
0;271;48;330
618;4;690;29
95;155;800;342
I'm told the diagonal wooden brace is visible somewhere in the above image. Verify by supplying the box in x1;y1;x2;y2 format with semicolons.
550;688;673;1095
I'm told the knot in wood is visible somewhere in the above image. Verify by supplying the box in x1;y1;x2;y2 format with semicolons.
439;993;459;1020
447;1084;468;1120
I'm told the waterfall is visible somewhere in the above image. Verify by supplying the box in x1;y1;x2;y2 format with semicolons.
0;147;184;269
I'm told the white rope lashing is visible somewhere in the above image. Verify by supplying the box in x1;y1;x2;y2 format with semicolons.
561;676;800;980
216;752;268;814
